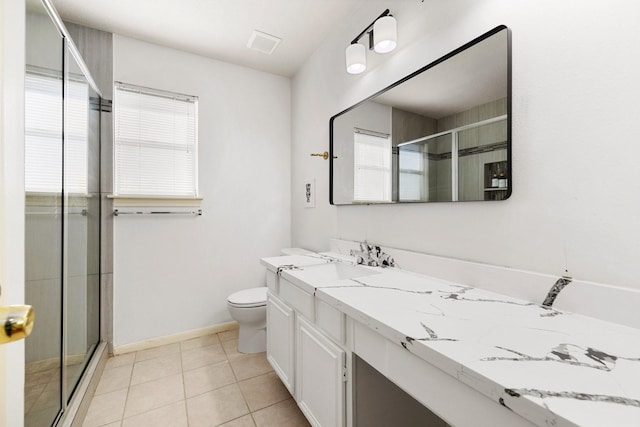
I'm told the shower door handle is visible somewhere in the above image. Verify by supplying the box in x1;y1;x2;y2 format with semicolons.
0;305;34;344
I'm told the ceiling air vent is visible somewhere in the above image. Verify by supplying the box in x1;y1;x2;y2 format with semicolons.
247;30;281;55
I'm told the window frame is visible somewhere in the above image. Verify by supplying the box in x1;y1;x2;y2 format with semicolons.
112;82;200;202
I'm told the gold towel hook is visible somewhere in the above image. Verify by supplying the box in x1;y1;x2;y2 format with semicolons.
310;151;329;160
310;151;337;160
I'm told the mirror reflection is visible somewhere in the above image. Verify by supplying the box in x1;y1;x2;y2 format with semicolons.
330;26;510;204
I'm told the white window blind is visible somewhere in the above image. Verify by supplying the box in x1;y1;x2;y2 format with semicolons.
25;72;88;194
66;78;89;193
353;130;391;202
398;148;424;201
114;82;198;197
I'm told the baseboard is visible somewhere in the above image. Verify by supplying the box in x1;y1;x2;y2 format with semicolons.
113;321;239;355
26;353;94;374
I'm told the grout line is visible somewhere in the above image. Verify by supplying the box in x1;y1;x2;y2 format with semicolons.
249;411;258;427
118;351;136;425
180;337;190;427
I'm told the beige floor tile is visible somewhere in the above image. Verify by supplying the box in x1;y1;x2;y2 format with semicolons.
30;379;61;412
121;400;188;427
186;383;249;427
218;329;239;342
183;360;236;398
252;399;310;427
100;423;121;427
24;382;47;413
180;333;221;352
221;338;251;360
181;343;227;370
26;407;62;427
105;353;135;371
26;359;60;375
25;368;58;387
238;372;291;412
130;352;182;386
229;353;273;381
135;343;180;363
124;373;184;418
218;414;256;427
82;388;128;427
66;362;84;388
95;363;132;395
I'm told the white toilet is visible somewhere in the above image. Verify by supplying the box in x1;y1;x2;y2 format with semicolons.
226;287;268;354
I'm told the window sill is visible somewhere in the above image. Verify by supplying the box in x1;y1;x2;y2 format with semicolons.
107;195;203;208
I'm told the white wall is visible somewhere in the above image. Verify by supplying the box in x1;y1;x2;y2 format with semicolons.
113;35;291;347
291;0;640;290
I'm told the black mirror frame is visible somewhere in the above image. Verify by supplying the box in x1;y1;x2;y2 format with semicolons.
329;25;512;205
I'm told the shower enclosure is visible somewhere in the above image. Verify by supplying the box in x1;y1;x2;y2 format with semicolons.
24;0;101;425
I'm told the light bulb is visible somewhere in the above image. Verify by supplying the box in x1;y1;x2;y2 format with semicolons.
346;43;366;74
373;16;397;54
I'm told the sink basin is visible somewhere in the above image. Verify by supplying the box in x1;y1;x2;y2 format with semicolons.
294;262;377;282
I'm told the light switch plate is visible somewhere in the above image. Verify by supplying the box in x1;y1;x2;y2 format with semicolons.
304;178;315;208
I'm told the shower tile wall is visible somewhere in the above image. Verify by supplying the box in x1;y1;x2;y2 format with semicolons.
437;98;507;201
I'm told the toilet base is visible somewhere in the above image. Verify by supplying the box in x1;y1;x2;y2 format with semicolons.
237;326;266;354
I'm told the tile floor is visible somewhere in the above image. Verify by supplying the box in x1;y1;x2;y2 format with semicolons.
25;360;84;427
82;329;311;427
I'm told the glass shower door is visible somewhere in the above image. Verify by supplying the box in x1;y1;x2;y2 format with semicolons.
24;0;64;425
25;1;102;424
63;44;101;403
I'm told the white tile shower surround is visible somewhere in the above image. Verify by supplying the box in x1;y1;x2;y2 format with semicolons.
82;330;310;427
262;243;640;427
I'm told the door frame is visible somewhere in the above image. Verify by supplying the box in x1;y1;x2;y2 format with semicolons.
0;0;27;426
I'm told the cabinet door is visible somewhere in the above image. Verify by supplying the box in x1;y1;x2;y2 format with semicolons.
296;316;346;427
266;292;295;394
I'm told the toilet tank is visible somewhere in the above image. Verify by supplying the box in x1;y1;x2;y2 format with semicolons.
280;247;313;256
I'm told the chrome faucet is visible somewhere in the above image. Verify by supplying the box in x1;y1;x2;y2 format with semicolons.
350;242;395;267
350;242;373;265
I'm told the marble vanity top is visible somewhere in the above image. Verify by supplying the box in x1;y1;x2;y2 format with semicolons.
260;252;336;273
264;253;640;427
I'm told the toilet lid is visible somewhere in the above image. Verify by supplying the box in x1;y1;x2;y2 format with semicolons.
228;287;267;307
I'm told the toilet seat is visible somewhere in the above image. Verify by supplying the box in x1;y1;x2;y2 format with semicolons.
227;287;267;308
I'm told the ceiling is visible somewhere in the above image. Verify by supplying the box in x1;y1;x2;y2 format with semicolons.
51;0;363;77
375;27;508;119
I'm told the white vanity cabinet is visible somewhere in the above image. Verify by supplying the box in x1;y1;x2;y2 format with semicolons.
296;315;346;427
266;291;295;394
266;273;348;427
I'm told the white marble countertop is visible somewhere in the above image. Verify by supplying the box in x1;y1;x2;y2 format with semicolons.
268;255;640;427
260;252;336;274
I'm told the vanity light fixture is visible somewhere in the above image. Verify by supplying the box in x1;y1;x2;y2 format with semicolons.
346;43;366;74
373;15;397;53
345;9;397;74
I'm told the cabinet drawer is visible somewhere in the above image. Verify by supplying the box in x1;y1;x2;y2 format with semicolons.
280;278;313;319
316;299;345;344
266;270;277;293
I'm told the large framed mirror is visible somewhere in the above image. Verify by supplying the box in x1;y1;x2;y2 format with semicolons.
330;25;511;205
